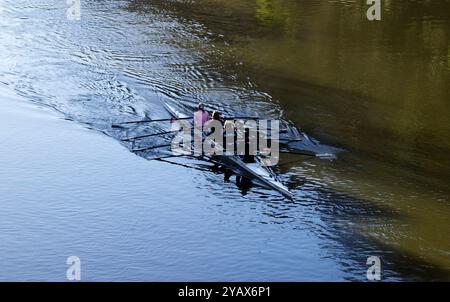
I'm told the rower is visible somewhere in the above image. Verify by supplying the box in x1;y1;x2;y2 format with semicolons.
223;120;254;162
206;110;223;125
242;128;255;163
193;103;209;156
204;110;223;135
223;120;236;155
193;102;209;128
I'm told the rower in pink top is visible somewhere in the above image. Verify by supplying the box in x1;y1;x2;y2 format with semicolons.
194;102;209;128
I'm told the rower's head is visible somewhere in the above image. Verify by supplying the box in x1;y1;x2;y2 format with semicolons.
224;120;235;131
197;102;205;111
211;111;221;121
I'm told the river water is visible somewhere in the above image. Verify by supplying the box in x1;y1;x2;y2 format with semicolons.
0;0;449;280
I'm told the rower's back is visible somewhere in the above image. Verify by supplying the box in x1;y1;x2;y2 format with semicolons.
243;128;255;163
194;103;209;128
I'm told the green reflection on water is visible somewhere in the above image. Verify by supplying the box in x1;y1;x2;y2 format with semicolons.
133;0;450;279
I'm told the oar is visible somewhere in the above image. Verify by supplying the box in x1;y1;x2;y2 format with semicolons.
112;117;193;128
132;143;173;153
279;149;317;157
225;116;261;120
279;138;304;143
147;153;188;161
157;158;213;172
280;149;336;159
121;130;179;142
112;115;266;128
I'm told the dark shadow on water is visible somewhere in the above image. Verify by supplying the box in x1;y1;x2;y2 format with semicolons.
293;185;450;281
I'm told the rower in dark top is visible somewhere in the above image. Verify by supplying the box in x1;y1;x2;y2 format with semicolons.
207;111;223;124
204;110;223;135
242;127;255;163
223;121;255;163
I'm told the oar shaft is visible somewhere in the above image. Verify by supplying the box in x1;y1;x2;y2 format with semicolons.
132;143;173;152
225;116;260;120
280;149;317;157
113;116;266;128
122;130;179;142
113;116;193;127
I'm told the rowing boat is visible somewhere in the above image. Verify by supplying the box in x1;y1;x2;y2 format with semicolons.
163;102;293;199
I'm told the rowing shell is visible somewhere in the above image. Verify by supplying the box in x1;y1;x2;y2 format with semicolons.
163;102;293;199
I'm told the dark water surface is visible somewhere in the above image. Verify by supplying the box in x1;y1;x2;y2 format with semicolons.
0;0;449;280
